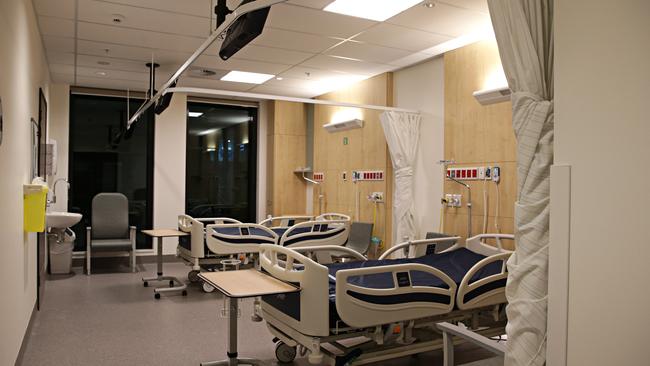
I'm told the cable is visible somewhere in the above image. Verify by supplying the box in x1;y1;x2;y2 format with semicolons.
482;176;488;234
494;181;501;234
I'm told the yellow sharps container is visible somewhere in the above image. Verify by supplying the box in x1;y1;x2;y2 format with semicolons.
24;184;49;232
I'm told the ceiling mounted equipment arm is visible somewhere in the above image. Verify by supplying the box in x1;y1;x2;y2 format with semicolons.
126;0;287;129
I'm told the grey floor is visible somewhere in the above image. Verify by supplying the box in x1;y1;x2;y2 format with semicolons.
20;259;501;366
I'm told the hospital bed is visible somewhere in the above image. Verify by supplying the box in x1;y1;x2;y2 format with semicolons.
177;214;352;291
257;233;513;365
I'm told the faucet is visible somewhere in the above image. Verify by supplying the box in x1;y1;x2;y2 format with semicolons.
50;178;70;205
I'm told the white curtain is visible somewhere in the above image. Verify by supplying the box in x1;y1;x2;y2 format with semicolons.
487;1;553;365
380;111;421;252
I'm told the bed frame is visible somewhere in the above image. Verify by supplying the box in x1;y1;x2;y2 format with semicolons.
258;234;513;364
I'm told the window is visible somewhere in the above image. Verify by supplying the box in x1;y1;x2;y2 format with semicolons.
186;102;257;221
68;94;154;250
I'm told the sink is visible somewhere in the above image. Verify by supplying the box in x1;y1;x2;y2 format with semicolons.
46;212;82;229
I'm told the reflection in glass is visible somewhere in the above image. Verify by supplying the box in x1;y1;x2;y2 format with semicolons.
68;94;154;250
186;102;257;221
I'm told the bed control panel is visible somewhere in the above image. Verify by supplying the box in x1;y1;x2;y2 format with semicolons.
396;272;411;287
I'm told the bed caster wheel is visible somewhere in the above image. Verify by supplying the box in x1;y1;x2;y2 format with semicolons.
154;293;161;300
202;282;215;293
169;280;175;287
143;281;149;287
275;341;296;364
182;290;187;296
188;270;200;283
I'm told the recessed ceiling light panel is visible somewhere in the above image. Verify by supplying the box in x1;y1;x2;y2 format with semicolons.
188;112;204;118
221;70;275;84
324;0;423;21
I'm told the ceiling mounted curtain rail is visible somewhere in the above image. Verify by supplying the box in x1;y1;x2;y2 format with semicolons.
126;0;288;129
166;87;419;114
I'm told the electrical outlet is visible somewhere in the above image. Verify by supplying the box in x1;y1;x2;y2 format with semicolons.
368;192;384;202
478;166;486;179
342;171;347;181
492;166;500;183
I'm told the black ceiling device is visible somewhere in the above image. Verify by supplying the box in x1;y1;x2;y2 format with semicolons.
218;0;271;61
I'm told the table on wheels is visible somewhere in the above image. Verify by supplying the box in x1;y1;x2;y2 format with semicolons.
198;269;300;366
141;229;189;299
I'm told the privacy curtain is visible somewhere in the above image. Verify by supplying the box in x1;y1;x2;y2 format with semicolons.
487;1;554;365
380;111;421;252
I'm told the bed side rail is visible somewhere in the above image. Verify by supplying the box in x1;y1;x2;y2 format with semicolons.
457;252;511;310
315;212;351;222
259;215;313;228
259;244;328;283
178;214;241;232
206;223;278;256
379;237;462;260
279;219;350;248
290;245;367;264
443;233;514;256
335;263;457;328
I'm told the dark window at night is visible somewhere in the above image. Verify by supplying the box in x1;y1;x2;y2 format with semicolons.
68;94;154;250
185;102;257;222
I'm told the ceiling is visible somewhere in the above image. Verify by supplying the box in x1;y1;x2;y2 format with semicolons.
34;0;493;98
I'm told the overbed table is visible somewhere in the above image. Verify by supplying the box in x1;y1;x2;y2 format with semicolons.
141;229;189;299
199;269;300;366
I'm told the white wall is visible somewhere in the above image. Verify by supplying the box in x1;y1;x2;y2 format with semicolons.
153;93;187;255
0;0;51;363
554;1;650;364
48;84;70;212
393;57;445;239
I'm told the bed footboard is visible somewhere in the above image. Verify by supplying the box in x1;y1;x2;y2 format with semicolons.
279;219;350;248
259;244;331;337
335;263;457;328
206;223;278;256
457;252;511;310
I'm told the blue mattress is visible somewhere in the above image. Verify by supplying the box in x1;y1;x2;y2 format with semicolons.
325;248;504;327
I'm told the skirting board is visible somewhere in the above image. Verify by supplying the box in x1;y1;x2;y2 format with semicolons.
14;301;37;366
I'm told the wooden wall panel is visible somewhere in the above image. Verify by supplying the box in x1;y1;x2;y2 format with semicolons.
312;74;394;252
443;40;516;244
267;101;308;216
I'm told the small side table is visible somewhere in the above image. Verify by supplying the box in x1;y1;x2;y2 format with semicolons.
142;229;189;299
199;269;300;366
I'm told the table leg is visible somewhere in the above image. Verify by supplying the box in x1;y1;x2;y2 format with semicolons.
201;297;263;366
141;236;187;298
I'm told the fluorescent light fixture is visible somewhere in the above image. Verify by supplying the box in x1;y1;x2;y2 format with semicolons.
188;111;203;117
324;0;423;21
221;70;274;84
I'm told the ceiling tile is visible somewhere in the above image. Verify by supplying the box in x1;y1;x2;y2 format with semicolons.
266;3;376;38
230;44;313;65
77;39;189;65
439;0;489;13
42;36;75;53
278;66;350;81
193;55;292;75
46;52;75;65
76;66;150;83
78;0;211;38
75;75;150;91
178;77;255;92
76;54;151;73
77;22;204;54
253;27;341;53
249;84;316;98
285;0;333;10
353;23;451;52
49;64;75;75
33;0;75;19
325;40;411;64
387;2;491;37
94;0;215;18
300;54;392;75
37;16;75;38
51;73;76;84
388;52;434;68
